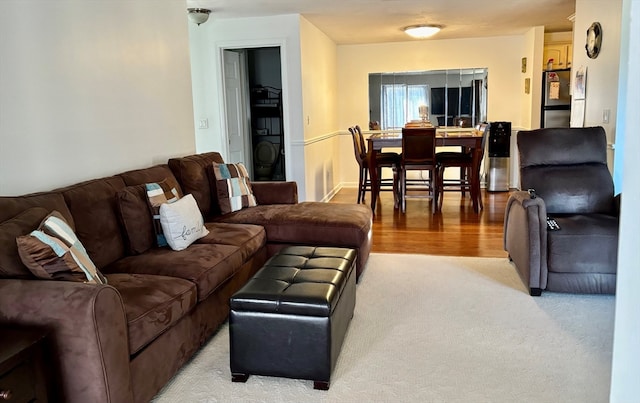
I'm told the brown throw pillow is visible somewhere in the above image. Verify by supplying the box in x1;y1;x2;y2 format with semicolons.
16;211;107;284
210;162;257;215
0;207;51;279
145;179;183;247
116;185;155;255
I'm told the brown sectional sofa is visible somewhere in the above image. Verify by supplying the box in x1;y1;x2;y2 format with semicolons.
0;152;372;403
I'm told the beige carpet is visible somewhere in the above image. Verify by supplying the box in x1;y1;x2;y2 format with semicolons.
152;253;615;403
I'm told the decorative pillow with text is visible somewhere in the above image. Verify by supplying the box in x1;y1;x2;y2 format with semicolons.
159;194;209;251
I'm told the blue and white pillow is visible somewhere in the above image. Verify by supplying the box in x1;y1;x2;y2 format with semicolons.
16;211;107;284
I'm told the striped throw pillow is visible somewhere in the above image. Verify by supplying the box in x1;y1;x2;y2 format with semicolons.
211;162;257;215
16;211;107;284
146;180;183;247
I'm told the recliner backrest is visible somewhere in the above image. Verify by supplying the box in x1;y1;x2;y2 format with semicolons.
517;126;615;214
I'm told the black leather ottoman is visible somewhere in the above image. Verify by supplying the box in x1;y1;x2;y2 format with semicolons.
229;246;357;390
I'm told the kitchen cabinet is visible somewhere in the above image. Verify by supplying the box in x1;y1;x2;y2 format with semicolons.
543;43;573;69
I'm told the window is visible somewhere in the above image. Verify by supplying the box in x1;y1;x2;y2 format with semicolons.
381;84;429;129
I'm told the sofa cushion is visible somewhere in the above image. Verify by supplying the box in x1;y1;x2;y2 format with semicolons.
0;192;74;227
118;164;181;190
105;273;197;355
58;176;127;269
0;207;50;279
105;241;265;302
16;211;107;284
168;152;225;218
116;185;155;255
218;202;371;246
216;202;373;277
145;180;183;247
210;162;257;215
159;194;209;251
547;214;619;275
199;222;266;263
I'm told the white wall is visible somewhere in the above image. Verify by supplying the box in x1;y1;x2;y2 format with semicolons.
610;0;640;400
300;17;341;201
523;27;546;131
572;0;623;169
188;14;309;198
336;34;541;188
0;0;196;195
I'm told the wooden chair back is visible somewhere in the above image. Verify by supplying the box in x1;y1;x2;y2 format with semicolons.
349;126;366;168
401;127;437;167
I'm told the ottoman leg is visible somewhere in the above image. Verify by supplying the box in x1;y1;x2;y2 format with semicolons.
314;381;330;390
232;373;249;383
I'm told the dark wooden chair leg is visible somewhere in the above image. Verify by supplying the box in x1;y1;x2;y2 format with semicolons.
437;165;445;211
362;166;369;203
314;381;330;390
392;165;400;208
430;167;437;213
232;373;249;383
357;167;364;204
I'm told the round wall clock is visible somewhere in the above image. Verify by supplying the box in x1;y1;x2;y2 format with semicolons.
585;22;602;59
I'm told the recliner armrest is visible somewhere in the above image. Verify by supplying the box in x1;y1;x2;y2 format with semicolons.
251;181;298;205
503;191;548;295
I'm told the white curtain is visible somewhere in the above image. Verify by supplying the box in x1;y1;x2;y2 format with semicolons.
381;84;429;129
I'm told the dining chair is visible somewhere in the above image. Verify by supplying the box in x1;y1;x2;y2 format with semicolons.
400;127;438;213
435;123;489;211
348;126;401;205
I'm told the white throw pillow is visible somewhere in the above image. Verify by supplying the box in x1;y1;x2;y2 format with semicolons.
159;194;209;251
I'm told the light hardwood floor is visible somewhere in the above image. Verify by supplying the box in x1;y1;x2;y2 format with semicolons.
329;188;511;257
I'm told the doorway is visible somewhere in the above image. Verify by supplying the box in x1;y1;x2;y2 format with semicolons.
222;46;285;181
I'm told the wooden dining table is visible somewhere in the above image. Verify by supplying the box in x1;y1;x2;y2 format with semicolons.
367;129;484;213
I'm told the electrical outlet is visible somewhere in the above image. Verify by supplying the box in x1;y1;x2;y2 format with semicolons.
198;119;209;129
602;109;610;124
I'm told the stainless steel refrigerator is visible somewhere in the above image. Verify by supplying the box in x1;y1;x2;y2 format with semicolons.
541;69;571;128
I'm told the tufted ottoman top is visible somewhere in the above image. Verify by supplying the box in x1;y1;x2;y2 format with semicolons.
230;246;356;317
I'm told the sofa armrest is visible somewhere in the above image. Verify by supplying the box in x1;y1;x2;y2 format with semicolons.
0;279;133;403
503;191;548;295
251;181;298;205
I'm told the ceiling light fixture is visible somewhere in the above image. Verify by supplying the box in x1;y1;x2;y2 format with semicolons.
187;8;212;26
404;24;442;39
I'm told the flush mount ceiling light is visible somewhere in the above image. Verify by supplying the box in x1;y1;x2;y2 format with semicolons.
404;24;442;39
187;8;212;26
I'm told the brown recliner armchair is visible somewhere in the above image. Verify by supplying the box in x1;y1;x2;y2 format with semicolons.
504;126;619;296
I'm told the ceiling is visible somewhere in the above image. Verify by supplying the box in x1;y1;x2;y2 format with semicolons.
186;0;575;44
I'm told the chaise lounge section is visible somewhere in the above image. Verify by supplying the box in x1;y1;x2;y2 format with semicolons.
168;152;372;278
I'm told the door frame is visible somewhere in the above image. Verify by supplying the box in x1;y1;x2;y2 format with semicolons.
217;40;288;181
